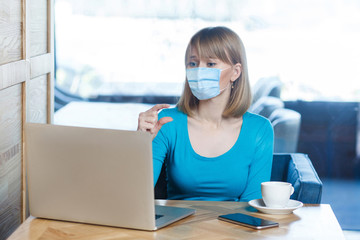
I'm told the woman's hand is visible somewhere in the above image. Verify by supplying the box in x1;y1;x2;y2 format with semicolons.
137;104;173;139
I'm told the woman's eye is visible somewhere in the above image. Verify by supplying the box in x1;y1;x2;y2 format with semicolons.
188;62;197;67
207;62;216;67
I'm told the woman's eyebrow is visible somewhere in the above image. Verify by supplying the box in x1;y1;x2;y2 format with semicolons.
189;55;218;60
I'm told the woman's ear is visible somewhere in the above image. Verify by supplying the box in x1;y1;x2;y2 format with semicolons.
231;63;242;82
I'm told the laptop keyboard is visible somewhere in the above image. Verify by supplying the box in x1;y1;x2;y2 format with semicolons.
155;214;164;220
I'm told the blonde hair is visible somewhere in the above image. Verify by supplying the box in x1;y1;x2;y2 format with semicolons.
177;26;252;118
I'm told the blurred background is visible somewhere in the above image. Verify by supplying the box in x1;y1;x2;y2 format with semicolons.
54;0;360;102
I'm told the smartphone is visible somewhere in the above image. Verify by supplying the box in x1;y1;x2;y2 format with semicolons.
218;213;279;229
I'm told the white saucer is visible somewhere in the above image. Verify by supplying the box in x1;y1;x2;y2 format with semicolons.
248;199;303;215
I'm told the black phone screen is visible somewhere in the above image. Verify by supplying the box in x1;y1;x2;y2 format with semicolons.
218;213;279;229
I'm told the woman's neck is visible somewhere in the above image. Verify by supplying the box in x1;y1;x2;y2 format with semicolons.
195;89;231;127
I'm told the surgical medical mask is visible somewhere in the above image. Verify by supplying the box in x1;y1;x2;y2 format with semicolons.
186;67;230;100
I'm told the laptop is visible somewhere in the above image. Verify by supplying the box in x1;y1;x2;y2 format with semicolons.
25;123;195;231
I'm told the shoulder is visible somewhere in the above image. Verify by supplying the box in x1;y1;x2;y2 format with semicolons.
243;112;271;127
242;113;274;149
243;112;273;138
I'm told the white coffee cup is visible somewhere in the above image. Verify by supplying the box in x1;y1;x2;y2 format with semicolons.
261;181;294;208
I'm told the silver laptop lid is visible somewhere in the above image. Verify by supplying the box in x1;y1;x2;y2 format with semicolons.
25;123;156;230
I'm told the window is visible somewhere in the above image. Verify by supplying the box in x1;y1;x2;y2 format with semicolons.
55;0;360;102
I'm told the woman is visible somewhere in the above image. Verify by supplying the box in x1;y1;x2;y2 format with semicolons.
137;26;274;201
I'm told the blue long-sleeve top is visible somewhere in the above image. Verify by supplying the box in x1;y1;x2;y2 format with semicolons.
152;107;274;202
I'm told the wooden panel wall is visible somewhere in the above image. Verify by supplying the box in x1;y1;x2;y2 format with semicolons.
30;0;48;57
0;0;22;65
27;75;48;123
0;85;22;239
0;0;53;239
